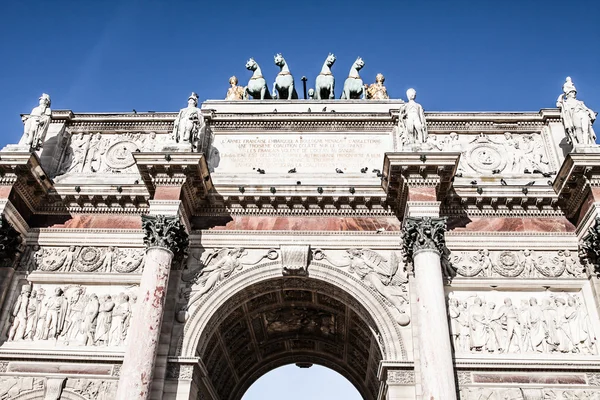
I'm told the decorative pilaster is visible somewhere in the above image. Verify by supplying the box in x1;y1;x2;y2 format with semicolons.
401;216;456;400
580;216;600;275
116;214;188;400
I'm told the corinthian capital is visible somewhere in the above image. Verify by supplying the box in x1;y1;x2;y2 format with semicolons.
401;216;447;262
580;216;600;273
142;214;189;259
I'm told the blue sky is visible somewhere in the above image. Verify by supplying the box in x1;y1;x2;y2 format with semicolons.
1;0;598;397
1;0;599;147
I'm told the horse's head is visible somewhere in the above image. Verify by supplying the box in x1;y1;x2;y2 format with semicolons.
245;58;257;71
274;53;285;67
354;57;365;71
326;53;336;66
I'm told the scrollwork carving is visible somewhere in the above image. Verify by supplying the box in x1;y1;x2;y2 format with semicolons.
452;249;586;279
142;214;189;259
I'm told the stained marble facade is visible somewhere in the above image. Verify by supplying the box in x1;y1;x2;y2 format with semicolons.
0;85;599;400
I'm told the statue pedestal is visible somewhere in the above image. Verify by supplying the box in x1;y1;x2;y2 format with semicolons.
573;145;600;154
160;142;194;153
1;144;31;153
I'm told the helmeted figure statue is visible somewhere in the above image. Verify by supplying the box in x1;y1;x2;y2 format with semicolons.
556;77;596;146
365;73;389;100
225;76;244;100
172;92;202;144
403;88;428;144
19;93;52;150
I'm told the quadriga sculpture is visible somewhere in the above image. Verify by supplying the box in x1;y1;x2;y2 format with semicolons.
244;58;271;100
315;53;336;100
340;57;365;99
273;53;298;100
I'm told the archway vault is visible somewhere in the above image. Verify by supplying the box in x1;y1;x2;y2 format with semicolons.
179;259;408;400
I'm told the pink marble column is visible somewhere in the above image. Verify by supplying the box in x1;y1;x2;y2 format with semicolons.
402;216;456;400
116;215;188;400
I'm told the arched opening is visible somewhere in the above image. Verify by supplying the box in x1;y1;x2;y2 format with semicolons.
241;364;362;399
193;276;393;400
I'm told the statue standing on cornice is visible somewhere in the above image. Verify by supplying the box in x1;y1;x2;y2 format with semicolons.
365;73;389;100
225;76;244;100
556;77;596;146
19;93;51;150
172;92;203;144
402;88;428;144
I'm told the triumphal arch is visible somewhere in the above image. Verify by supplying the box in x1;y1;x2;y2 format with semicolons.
0;57;599;400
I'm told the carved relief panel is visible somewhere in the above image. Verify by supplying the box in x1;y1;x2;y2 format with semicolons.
447;289;597;356
400;131;555;176
450;249;586;279
19;245;144;274
2;283;138;348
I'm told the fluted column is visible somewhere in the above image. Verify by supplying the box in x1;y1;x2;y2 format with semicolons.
116;214;188;400
402;216;456;400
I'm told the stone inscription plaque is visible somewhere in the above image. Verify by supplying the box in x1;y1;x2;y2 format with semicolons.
213;133;394;173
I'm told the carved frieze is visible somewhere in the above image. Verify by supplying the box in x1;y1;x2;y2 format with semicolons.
448;290;596;355
166;363;194;380
460;387;600;400
387;369;415;385
0;376;44;399
57;131;165;176
18;245;144;273
64;378;118;400
451;249;586;278
3;283;137;347
401;132;553;175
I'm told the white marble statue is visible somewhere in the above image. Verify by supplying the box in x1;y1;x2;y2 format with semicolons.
172;92;202;144
556;77;596;146
19;93;52;150
403;88;428;144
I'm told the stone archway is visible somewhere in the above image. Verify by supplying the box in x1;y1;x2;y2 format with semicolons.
178;259;409;400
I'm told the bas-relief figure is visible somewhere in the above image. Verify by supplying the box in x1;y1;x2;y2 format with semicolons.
365;73;389;100
172;92;203;145
340;57;365;100
448;291;596;355
318;249;410;326
244;58;271;100
3;284;135;347
451;249;586;278
225;76;244;100
315;53;336;100
19;93;51;150
0;377;44;400
273;53;298;100
557;77;597;146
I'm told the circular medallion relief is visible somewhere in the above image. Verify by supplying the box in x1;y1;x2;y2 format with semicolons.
465;144;506;174
105;141;139;169
493;251;524;277
76;247;103;272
